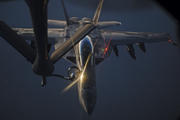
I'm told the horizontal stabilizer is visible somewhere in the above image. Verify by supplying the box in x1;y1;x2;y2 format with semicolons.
48;19;66;27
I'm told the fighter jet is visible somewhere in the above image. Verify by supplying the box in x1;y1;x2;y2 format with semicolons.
0;0;176;115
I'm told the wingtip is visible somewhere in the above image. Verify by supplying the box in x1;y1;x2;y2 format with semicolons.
119;21;122;25
114;21;122;25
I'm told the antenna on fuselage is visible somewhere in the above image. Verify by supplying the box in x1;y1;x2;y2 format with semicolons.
61;0;71;26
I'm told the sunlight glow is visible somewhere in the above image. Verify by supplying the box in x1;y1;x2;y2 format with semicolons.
62;53;92;93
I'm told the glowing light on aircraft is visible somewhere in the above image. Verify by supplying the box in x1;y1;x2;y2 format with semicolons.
62;53;92;93
168;39;172;43
103;36;111;57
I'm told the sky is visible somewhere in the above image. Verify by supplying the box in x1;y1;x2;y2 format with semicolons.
0;0;180;120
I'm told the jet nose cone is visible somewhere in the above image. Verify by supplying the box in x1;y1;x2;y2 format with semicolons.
78;70;97;115
85;101;96;115
81;89;97;115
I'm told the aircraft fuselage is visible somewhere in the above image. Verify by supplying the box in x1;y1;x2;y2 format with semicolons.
75;35;97;115
61;16;115;115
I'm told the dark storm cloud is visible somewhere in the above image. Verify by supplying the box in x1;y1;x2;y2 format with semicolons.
67;0;153;12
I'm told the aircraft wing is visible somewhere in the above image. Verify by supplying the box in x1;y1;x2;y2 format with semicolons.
94;30;172;65
13;28;78;65
101;30;171;45
13;28;65;42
